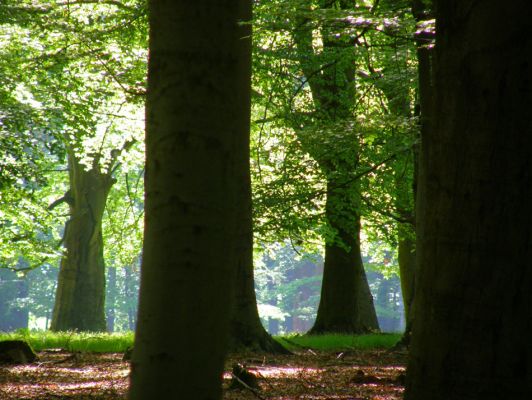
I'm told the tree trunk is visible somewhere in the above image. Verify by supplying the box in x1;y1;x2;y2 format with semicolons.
128;0;252;398
106;266;117;333
293;1;379;334
124;265;136;331
0;269;29;331
396;0;434;346
51;152;112;332
228;144;289;353
406;1;532;399
309;180;379;334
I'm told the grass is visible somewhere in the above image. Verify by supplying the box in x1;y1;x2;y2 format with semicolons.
0;330;401;353
276;332;402;352
0;329;134;353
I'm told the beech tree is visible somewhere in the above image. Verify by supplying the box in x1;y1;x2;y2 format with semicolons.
406;1;532;398
129;0;252;398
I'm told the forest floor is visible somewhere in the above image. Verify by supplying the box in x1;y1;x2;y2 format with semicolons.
0;348;407;399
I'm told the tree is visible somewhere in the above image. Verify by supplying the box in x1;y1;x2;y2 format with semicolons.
291;0;379;334
128;0;252;398
228;155;289;353
50;150;116;332
405;1;532;398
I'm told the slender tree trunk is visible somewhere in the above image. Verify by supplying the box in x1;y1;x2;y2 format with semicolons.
124;265;136;331
406;1;532;398
128;0;252;398
398;0;434;346
51;152;112;332
106;266;117;333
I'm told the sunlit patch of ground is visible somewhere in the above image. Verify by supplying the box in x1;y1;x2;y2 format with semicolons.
0;349;406;399
0;351;129;399
223;350;407;400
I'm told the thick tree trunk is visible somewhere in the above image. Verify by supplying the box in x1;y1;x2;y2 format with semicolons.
128;1;252;399
51;152;112;332
309;180;379;334
406;1;532;399
293;1;379;334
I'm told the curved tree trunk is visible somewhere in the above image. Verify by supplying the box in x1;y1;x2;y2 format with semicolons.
293;0;379;334
51;152;113;332
406;1;532;398
128;0;252;398
309;180;379;334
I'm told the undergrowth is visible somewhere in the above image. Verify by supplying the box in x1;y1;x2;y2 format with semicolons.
0;329;134;352
276;333;402;352
0;329;401;353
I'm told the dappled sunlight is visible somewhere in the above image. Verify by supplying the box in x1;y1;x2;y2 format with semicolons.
223;351;406;400
0;352;129;399
1;349;406;399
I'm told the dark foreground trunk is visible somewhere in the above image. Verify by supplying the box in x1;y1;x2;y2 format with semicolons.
128;1;252;399
406;1;532;399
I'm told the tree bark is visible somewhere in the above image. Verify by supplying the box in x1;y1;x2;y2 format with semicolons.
406;1;532;398
228;140;289;353
292;1;379;334
310;180;379;334
128;0;252;398
51;152;113;332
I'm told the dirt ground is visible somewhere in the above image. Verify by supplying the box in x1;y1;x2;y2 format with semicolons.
0;349;407;399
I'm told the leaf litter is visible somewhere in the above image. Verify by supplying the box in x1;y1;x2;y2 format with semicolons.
0;349;406;399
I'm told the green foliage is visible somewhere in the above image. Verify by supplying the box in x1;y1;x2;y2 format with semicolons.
278;333;402;351
251;0;419;255
0;330;134;353
1;0;147;272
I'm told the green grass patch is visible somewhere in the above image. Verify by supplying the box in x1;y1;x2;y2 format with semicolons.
0;330;134;353
276;333;402;352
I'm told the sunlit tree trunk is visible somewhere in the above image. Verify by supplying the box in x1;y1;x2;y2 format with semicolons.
128;0;252;398
293;0;379;334
406;1;532;398
51;151;113;332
